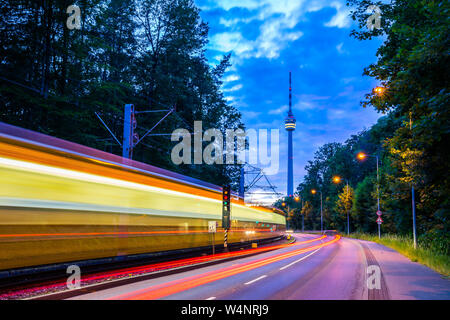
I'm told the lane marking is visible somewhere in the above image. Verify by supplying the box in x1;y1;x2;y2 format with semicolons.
108;236;340;300
279;248;321;270
244;275;267;285
206;296;216;300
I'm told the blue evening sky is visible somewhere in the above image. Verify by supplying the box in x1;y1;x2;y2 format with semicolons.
195;0;384;204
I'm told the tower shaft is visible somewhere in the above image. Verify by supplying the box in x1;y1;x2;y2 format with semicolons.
284;72;296;197
288;130;293;196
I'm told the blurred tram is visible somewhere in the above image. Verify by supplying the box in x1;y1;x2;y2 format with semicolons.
0;122;286;271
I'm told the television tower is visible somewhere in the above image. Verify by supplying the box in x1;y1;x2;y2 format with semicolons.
285;72;296;197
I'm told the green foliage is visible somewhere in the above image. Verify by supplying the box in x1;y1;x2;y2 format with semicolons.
352;175;376;233
273;196;303;230
347;0;450;235
290;0;449;254
0;0;243;187
348;233;450;276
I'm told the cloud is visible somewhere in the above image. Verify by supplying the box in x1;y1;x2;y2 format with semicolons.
208;32;253;55
205;0;354;63
197;0;383;201
324;2;351;28
223;84;243;92
268;105;288;115
336;42;348;54
223;74;240;82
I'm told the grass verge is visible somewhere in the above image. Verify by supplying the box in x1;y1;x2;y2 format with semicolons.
346;233;450;277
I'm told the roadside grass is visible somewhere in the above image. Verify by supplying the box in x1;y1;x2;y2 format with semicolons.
346;233;450;277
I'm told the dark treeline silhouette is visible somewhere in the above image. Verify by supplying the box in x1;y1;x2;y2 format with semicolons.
0;0;243;187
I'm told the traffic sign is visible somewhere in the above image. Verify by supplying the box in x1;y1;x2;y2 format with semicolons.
376;217;383;224
376;210;382;216
208;221;217;233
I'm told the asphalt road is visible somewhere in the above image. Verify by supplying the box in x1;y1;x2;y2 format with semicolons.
70;233;450;300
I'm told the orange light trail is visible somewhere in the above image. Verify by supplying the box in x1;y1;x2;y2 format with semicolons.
110;235;340;300
81;235;325;281
0;235;327;299
0;228;277;239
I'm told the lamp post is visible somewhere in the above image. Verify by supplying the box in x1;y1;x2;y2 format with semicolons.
333;176;350;235
357;152;381;238
311;189;323;233
282;196;301;232
294;195;301;232
281;201;287;230
409;112;417;249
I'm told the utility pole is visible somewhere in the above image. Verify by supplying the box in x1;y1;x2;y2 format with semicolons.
320;191;323;234
122;104;175;160
222;185;231;252
412;186;417;249
347;181;350;235
239;166;245;200
122;104;135;159
301;199;304;232
409;112;417;249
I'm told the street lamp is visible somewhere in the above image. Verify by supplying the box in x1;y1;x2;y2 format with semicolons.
311;189;323;234
374;86;385;95
333;175;350;235
409;112;417;249
357;152;382;238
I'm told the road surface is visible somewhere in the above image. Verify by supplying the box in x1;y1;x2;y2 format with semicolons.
69;233;450;300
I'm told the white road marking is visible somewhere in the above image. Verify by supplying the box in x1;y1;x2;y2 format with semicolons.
244;275;267;285
206;296;216;300
279;248;321;270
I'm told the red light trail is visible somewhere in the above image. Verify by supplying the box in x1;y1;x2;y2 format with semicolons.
110;235;340;300
0;235;326;299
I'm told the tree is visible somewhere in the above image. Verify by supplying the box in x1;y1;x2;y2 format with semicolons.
0;0;243;188
301;201;314;229
334;185;354;232
352;176;377;233
347;0;450;238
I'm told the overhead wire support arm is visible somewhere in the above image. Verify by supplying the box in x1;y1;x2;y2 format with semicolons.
94;112;122;146
134;110;171;114
134;107;175;147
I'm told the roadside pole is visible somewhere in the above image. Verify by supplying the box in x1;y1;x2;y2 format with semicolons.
208;221;217;255
222;185;231;252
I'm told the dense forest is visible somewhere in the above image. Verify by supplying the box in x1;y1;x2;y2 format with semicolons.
0;0;243;187
276;0;449;253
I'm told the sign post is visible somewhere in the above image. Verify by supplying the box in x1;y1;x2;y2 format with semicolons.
222;185;231;252
208;221;217;255
376;211;383;239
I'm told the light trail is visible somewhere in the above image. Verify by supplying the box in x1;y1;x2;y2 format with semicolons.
0;235;326;299
109;235;340;300
81;235;326;282
0;228;275;239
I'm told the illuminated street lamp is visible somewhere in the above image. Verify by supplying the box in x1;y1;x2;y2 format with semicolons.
357;152;382;238
333;176;342;184
374;86;385;95
333;175;350;235
311;189;323;233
